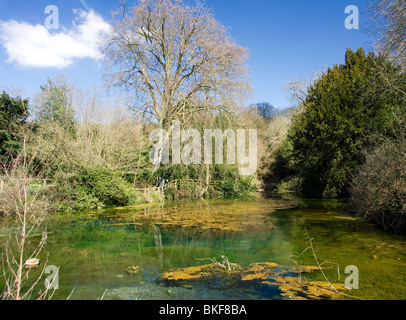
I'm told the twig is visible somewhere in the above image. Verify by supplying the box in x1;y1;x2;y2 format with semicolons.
66;288;76;300
303;228;338;293
100;289;108;300
297;228;364;300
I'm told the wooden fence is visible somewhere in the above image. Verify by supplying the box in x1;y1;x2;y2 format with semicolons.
136;186;165;199
164;178;223;199
133;179;223;201
168;179;222;189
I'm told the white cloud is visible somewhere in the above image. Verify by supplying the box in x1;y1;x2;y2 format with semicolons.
0;9;111;69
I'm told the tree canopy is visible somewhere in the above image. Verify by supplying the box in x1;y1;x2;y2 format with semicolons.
0;91;29;165
366;0;406;67
283;48;406;197
102;0;251;128
253;102;276;119
34;78;76;133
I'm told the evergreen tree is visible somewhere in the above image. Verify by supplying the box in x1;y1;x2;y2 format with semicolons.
284;48;405;197
0;92;29;165
35;78;76;134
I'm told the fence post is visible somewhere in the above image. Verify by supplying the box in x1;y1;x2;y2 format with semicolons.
0;180;4;193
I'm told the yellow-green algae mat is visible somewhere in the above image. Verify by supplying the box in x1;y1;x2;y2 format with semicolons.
158;262;351;300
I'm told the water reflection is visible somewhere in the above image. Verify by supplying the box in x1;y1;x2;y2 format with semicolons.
1;198;405;300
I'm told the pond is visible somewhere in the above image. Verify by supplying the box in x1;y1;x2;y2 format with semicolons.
1;197;405;300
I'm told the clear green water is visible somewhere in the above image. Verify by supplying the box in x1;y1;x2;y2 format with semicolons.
1;198;405;300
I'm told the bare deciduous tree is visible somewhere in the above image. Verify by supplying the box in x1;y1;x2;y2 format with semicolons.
284;69;325;106
31;80;147;180
366;0;406;67
365;1;406;102
1;133;57;300
102;0;251;128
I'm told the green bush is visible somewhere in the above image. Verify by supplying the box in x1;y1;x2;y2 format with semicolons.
214;167;257;198
276;177;302;194
79;168;131;206
50;167;140;211
62;190;102;211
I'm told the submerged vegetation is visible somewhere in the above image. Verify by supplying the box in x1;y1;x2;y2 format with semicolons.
0;198;403;300
158;260;349;300
109;198;297;232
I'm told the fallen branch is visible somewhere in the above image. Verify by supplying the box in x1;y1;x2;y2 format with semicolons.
296;228;364;300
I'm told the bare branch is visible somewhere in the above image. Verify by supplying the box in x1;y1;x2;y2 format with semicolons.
102;0;251;128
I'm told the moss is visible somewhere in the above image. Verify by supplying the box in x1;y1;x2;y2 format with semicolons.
158;260;353;300
126;266;140;275
160;264;213;281
113;199;296;232
263;275;348;300
241;262;279;281
290;265;323;273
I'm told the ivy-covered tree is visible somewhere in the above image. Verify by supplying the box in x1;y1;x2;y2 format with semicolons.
0;91;29;165
283;48;405;197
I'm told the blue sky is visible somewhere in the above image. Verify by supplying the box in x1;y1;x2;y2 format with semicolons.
0;0;372;110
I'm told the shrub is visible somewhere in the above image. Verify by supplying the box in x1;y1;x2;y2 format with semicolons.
350;140;406;234
49;167;140;211
215;168;257;198
80;168;131;206
276;177;302;194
